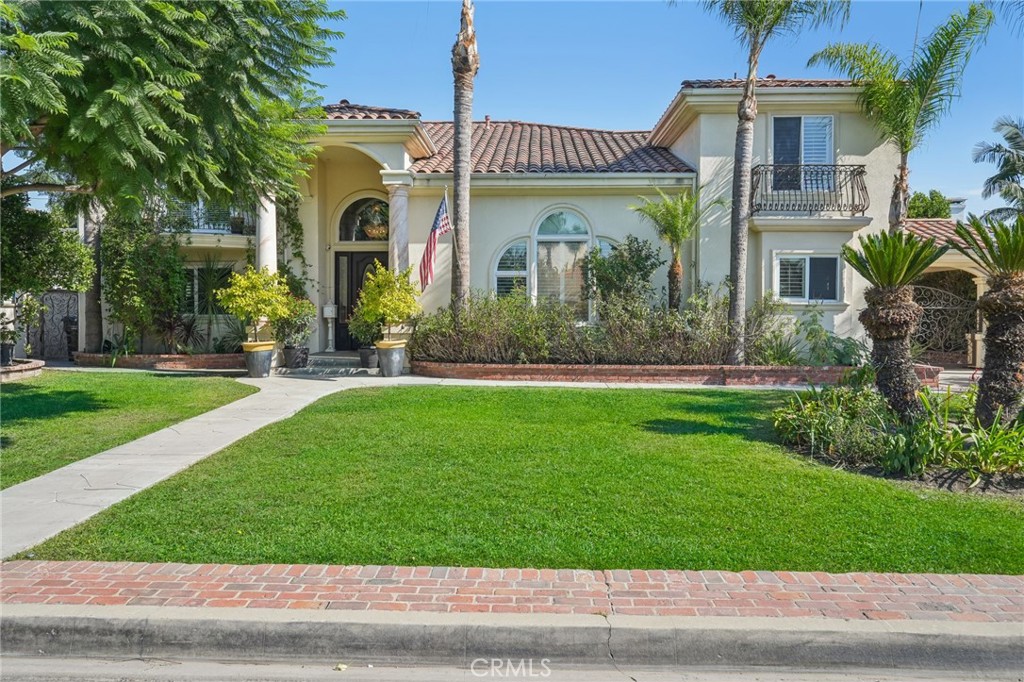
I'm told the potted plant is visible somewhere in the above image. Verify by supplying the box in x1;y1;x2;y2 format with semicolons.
274;295;317;369
348;303;383;368
351;261;420;377
215;266;291;377
0;319;17;366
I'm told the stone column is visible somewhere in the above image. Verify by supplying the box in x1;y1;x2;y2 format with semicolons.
256;195;278;273
969;275;988;368
381;171;414;271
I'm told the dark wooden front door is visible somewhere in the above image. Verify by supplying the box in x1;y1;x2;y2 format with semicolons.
335;251;388;350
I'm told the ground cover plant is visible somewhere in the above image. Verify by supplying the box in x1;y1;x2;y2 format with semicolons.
24;387;1024;574
0;371;255;488
774;380;1024;485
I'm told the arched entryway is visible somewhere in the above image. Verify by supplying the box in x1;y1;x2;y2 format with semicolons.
914;269;980;367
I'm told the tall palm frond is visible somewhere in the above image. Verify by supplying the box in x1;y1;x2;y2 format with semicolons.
701;0;851;47
809;4;993;156
973;116;1024;219
953;214;1024;276
842;232;947;288
630;186;721;258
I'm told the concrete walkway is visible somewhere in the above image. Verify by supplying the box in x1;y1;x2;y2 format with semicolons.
0;375;373;559
1;373;801;560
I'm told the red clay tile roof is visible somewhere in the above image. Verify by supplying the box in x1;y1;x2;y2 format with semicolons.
410;121;693;174
324;100;421;120
904;218;964;246
681;78;855;89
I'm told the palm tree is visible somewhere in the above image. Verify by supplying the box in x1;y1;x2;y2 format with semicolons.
953;215;1024;427
809;4;993;233
699;0;850;364
973;116;1024;221
630;186;722;311
842;232;947;420
450;0;479;316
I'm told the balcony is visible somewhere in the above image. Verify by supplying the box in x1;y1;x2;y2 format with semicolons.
750;164;869;216
161;202;256;235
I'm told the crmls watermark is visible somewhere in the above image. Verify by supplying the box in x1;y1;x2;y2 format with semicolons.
470;658;552;678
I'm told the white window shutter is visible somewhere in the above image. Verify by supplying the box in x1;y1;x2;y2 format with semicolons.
802;116;833;165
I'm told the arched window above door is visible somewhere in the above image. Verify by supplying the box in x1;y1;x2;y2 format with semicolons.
339;198;389;242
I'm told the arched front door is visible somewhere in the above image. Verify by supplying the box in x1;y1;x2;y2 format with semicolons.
335;251;388;350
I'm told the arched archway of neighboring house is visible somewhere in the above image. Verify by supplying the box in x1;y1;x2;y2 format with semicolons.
913;269;979;366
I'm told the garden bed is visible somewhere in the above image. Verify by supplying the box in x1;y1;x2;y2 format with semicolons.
74;352;245;370
0;359;45;383
411;361;943;388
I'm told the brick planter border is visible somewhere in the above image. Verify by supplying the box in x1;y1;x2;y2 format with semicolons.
411;361;943;388
74;352;245;371
0;359;45;382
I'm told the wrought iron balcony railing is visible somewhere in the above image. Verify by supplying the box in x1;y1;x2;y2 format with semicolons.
750;164;869;216
160;202;256;235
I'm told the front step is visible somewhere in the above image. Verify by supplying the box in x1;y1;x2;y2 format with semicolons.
306;353;362;368
273;366;378;377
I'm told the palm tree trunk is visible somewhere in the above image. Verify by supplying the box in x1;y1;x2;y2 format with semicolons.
889;152;910;232
861;286;923;420
450;0;479;316
974;274;1024;427
668;256;682;311
726;65;758;365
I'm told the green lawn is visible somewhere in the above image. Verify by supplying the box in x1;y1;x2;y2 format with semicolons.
24;387;1024;574
1;370;256;488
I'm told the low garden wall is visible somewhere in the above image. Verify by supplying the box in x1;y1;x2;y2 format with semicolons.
0;359;45;382
411;361;943;388
74;352;245;370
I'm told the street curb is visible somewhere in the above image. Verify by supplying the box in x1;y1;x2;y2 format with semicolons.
2;605;1021;671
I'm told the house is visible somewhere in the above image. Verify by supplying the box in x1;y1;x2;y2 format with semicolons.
83;77;965;357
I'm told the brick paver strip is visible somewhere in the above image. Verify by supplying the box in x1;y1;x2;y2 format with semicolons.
2;562;1021;622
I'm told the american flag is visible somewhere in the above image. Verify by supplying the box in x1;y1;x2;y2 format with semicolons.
418;191;452;289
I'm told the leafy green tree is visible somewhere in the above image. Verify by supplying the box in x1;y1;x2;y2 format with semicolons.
698;0;850;364
99;211;188;349
0;192;93;343
842;232;947;420
953;214;1024;427
450;0;480;315
907;189;952;218
809;3;993;232
1;0;344;211
631;186;723;311
973;116;1024;221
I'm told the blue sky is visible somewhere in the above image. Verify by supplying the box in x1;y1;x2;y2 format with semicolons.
313;0;1023;216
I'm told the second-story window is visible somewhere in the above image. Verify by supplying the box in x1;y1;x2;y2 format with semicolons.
773;115;834;190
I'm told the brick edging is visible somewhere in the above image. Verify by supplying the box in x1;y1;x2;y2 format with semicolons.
2;561;1017;621
411;361;943;388
74;352;245;370
0;359;45;382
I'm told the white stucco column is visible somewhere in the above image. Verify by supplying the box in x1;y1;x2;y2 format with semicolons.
381;171;414;271
256;194;278;273
968;275;988;368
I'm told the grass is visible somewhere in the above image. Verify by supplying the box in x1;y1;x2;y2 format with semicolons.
0;370;256;488
24;387;1024;574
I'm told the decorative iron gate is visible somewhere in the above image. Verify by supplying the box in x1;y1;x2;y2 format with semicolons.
27;291;79;360
913;285;977;354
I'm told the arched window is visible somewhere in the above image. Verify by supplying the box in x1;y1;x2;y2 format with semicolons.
494;240;528;296
339;198;389;241
535;210;590;314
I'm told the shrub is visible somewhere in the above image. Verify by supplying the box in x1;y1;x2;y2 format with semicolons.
352;262;420;341
773;385;891;468
582;235;664;302
215;266;291;342
411;283;798;367
273;296;317;348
